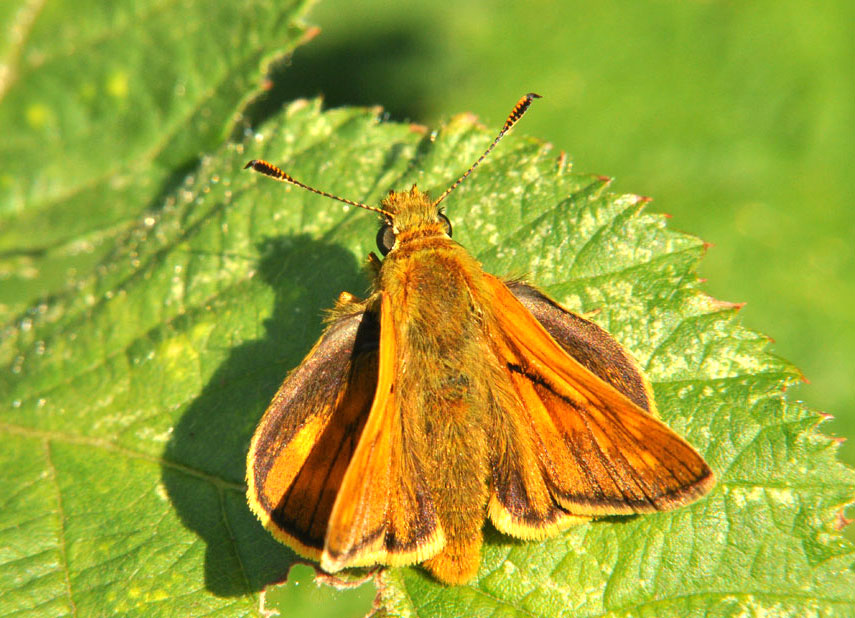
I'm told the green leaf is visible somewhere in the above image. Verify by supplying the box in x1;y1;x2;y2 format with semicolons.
2;95;854;616
0;0;314;322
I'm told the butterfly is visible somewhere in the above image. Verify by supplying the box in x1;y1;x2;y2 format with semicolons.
244;93;714;584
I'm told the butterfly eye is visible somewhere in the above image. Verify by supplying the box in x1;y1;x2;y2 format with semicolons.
376;224;395;256
439;213;453;237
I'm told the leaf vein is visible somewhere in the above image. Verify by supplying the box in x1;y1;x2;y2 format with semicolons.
1;423;244;492
43;439;77;617
605;589;855;617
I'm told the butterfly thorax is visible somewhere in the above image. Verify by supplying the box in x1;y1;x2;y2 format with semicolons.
376;222;489;365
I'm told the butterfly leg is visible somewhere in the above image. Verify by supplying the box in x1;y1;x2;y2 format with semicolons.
364;252;382;276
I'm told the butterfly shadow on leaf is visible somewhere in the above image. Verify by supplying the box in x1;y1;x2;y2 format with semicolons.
161;233;366;597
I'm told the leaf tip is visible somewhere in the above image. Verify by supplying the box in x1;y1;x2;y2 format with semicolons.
834;509;853;531
445;111;481;133
556;150;569;173
302;25;322;44
709;298;746;313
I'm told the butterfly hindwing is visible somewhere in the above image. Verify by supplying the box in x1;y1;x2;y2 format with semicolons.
246;303;379;559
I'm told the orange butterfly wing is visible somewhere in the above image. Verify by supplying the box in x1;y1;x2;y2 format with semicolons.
509;281;657;415
322;292;445;572
484;275;714;537
248;293;443;570
246;305;380;559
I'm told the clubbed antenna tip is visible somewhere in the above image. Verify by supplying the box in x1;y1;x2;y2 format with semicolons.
244;159;392;216
432;93;542;207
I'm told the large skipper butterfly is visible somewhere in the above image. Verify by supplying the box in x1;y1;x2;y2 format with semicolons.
245;94;714;585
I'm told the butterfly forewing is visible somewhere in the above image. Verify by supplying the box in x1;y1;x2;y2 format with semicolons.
322;292;445;572
485;275;714;522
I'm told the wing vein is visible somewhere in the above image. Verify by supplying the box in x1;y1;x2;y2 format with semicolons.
573;399;654;507
577;403;659;507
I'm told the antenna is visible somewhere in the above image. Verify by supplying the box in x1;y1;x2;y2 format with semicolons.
244;159;393;217
432;92;541;207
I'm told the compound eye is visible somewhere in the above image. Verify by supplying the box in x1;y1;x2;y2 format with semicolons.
376;224;395;256
438;212;452;237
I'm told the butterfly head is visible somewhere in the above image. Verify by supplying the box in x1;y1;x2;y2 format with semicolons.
375;186;452;256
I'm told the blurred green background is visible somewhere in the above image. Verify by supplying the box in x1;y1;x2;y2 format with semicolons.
262;0;853;469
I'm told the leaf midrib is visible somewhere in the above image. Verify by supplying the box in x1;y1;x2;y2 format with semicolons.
0;423;245;492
